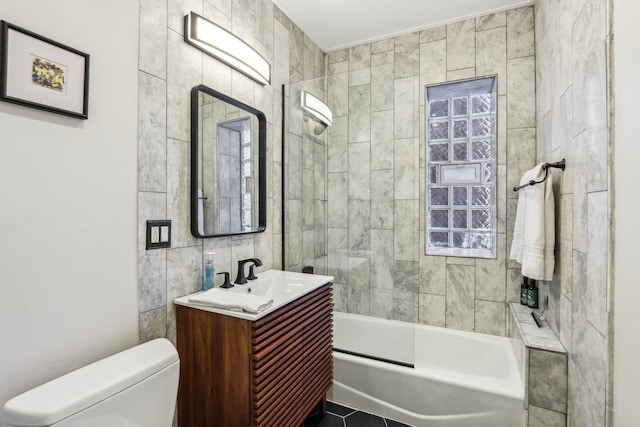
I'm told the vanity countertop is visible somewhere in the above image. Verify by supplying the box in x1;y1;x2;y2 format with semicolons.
174;269;333;321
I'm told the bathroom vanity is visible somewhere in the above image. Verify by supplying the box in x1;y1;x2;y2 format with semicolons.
174;270;333;427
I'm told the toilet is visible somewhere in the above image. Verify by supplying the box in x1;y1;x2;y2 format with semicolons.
1;338;179;427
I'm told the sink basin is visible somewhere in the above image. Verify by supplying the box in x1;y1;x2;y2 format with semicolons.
173;269;333;321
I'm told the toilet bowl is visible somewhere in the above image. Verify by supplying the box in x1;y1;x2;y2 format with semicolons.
1;338;179;427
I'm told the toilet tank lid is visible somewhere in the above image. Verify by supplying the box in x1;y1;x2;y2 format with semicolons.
1;338;178;427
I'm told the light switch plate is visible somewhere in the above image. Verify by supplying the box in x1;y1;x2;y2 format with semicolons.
146;220;171;249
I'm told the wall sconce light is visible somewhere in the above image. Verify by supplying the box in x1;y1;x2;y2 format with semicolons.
301;91;332;135
184;12;271;85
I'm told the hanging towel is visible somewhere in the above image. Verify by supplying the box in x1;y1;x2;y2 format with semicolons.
188;288;274;314
509;164;555;281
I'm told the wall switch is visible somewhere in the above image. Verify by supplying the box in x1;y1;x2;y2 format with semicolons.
146;220;171;249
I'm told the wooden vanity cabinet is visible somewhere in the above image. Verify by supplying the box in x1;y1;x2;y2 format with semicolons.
176;282;333;427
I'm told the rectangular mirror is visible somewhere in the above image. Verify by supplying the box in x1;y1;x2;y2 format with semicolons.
190;85;266;238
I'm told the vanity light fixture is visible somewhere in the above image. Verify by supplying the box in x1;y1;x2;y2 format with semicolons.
184;12;271;85
301;91;333;127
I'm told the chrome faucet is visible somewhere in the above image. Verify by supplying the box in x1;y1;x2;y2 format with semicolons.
234;258;263;284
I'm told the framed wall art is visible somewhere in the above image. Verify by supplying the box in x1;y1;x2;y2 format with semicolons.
0;20;89;119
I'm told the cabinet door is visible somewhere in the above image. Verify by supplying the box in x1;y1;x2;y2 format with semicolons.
251;283;333;427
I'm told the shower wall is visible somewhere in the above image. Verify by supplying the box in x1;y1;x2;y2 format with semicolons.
324;7;536;335
533;0;612;425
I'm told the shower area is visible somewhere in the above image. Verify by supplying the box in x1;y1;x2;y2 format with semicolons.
283;64;422;365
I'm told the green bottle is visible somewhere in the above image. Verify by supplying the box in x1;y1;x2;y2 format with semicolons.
527;279;539;308
520;277;529;305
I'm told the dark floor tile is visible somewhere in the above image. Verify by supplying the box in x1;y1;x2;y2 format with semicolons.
344;411;386;427
327;401;357;417
385;418;413;427
304;412;346;427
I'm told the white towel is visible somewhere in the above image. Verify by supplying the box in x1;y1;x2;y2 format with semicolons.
510;164;555;281
188;288;274;314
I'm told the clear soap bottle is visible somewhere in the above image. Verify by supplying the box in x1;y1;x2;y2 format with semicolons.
204;252;215;290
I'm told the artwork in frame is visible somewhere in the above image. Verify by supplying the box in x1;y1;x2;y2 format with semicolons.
0;21;89;119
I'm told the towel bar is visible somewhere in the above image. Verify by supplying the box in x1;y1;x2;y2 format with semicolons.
513;159;566;192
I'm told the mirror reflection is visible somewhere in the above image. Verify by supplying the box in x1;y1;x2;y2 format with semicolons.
191;85;266;238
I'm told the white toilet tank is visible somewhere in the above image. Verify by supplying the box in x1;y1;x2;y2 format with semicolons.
1;338;179;427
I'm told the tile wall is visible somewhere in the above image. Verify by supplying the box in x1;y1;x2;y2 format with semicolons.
136;0;325;347
533;0;613;425
325;7;536;335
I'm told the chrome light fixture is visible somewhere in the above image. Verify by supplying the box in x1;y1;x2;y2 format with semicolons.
184;12;271;85
301;91;332;135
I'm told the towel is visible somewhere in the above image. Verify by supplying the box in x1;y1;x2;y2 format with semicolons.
509;164;555;281
188;288;274;314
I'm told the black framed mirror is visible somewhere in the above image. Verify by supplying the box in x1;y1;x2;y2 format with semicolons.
190;85;266;238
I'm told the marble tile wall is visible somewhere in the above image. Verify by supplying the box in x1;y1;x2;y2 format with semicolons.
509;302;568;426
326;7;536;333
535;0;613;426
532;0;612;426
137;0;325;353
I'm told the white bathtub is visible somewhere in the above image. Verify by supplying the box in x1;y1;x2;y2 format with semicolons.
328;312;524;427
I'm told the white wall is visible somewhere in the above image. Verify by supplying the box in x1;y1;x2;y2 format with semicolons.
613;0;640;425
0;1;139;407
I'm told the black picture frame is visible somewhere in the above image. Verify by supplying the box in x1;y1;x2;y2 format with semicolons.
0;20;90;119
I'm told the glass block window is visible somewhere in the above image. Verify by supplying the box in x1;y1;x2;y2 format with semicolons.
425;77;497;258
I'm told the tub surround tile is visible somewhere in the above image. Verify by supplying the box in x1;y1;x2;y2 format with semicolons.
370;111;394;170
418;293;446;327
507;57;536;129
420;26;446;43
370;288;394;319
372;38;394;54
446;19;476;71
419;253;446;295
394;32;420;78
349;69;370;87
476;11;506;31
348;85;371;143
370;229;394;289
419;39;446;89
529;349;568;413
370;170;394;230
529;405;566;427
446;67;476;82
510;302;568;420
475;234;507;301
394;77;419;139
371;65;394;112
507;7;535;59
476;27;507;95
475;300;506;336
349;44;371;71
446;264;476;331
371;50;394;67
327;116;349;173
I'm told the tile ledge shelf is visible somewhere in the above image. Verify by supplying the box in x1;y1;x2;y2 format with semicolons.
508;302;566;354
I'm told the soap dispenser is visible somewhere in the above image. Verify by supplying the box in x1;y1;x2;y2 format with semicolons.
204;252;215;290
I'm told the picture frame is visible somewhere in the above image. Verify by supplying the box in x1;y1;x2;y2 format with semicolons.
0;20;89;119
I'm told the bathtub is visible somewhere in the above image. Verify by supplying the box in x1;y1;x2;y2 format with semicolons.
328;312;524;427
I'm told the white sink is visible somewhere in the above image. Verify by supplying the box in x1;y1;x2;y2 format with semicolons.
173;269;333;321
